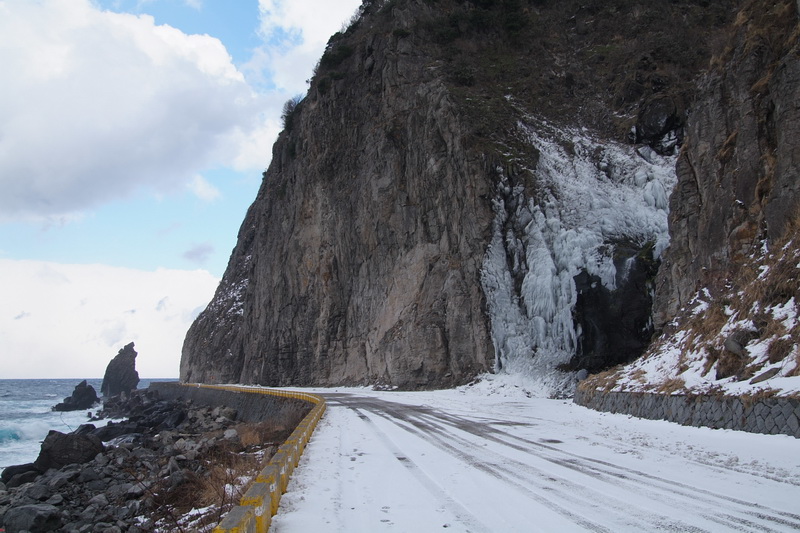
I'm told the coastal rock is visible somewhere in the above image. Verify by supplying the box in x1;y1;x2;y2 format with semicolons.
0;463;37;485
3;503;61;532
0;390;294;531
53;379;100;411
101;342;140;397
33;431;104;472
6;470;40;490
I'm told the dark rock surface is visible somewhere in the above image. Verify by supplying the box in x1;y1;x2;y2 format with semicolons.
33;431;104;473
3;503;61;533
0;463;37;485
653;0;800;329
570;245;660;373
631;95;684;155
101;342;140;397
52;380;100;412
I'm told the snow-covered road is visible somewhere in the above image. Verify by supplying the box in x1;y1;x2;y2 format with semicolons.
268;379;800;532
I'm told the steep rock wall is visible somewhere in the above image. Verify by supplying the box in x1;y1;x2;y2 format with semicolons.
181;0;746;391
654;0;800;327
181;2;495;388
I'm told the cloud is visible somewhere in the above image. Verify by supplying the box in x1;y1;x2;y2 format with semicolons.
247;0;362;95
0;0;270;222
13;311;31;320
182;242;215;265
0;259;219;378
187;175;221;202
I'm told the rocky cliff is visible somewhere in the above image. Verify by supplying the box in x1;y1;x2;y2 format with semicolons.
655;0;800;326
582;0;800;398
182;0;497;388
181;0;798;393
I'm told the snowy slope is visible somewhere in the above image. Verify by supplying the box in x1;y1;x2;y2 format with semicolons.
269;377;800;532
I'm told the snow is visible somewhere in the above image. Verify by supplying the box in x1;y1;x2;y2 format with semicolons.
480;119;676;397
608;288;800;397
267;377;800;532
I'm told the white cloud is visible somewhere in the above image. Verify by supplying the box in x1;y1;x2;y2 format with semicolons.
0;259;219;378
247;0;362;95
187;174;221;202
0;0;270;222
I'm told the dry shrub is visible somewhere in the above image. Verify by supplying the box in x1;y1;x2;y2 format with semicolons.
197;451;261;506
578;366;622;393
236;421;289;448
149;440;266;531
702;346;720;377
629;368;646;383
691;302;729;345
741;387;780;408
739;364;758;382
716;350;747;380
767;336;794;364
790;351;800;377
657;377;686;394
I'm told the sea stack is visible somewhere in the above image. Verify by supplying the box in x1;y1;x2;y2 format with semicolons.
52;380;99;411
100;342;140;397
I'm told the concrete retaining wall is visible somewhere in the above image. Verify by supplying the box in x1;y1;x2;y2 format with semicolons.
574;387;800;438
149;382;310;426
147;383;326;533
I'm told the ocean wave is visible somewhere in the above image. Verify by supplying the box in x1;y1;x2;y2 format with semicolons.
0;428;22;443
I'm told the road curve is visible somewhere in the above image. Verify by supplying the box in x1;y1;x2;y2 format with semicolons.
268;388;800;532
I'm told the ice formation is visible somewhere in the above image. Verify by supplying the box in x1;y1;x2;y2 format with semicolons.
480;120;677;396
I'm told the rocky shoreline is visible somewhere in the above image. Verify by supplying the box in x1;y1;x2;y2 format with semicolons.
0;389;286;532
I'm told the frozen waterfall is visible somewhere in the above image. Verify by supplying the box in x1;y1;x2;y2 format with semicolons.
480;121;677;397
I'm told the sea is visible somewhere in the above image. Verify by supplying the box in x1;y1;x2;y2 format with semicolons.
0;378;171;470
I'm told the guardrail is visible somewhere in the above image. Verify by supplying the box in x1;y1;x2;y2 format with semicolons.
178;384;326;533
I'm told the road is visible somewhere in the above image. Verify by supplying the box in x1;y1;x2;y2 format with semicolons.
268;383;800;532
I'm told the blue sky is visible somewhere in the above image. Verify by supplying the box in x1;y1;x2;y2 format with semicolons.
0;0;361;378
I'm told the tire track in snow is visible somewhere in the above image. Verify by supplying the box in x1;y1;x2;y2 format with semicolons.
347;407;493;533
404;400;800;529
329;394;800;532
353;400;695;532
410;404;800;531
402;410;784;532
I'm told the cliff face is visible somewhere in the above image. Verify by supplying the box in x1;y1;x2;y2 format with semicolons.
581;0;800;397
655;0;800;327
182;0;789;392
182;2;495;388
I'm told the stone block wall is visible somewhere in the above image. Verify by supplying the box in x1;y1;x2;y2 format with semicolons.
574;387;800;438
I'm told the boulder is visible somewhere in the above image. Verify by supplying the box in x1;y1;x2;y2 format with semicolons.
101;342;140;397
52;380;100;411
0;463;37;484
3;503;61;532
6;470;41;489
33;430;104;472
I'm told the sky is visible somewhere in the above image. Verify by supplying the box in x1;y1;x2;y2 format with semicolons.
0;0;362;379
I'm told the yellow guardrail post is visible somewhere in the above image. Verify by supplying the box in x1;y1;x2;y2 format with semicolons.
213;505;257;533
